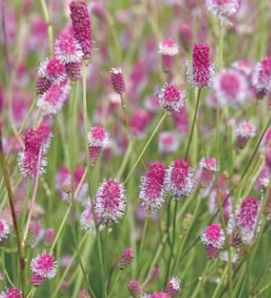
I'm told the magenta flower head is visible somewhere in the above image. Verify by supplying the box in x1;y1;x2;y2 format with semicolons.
149;292;171;298
187;43;214;89
0;219;10;242
17;151;47;178
37;58;67;85
252;57;271;93
130;109;150;140
128;280;143;298
179;24;193;52
5;288;22;298
110;67;125;94
157;83;185;113
213;69;248;107
95;179;127;225
165;159;194;200
70;0;92;60
197;157;218;187
31;273;46;287
165;277;181;297
237;197;260;245
201;224;225;259
235;121;256;149
88;126;110;166
119;248;134;270
205;0;240;24
158;39;179;72
159;131;180;155
37;82;71;115
30;252;57;279
44;228;55;246
139;162;166;210
80;202;101;233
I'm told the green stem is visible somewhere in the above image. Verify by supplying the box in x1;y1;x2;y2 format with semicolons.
108;271;121;298
40;0;54;57
210;265;228;298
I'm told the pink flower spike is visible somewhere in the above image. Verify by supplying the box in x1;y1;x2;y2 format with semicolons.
149;292;171;298
70;0;92;60
35;77;52;95
31;273;46;287
165;277;181;297
201;224;225;248
45;59;67;84
187;43;214;88
94;179;127;225
237;197;260;245
0;219;10;242
128;280;143;298
252;57;271;93
165;159;194;200
157;83;185;113
130;109;150;140
158;39;179;72
158;131;180;155
65;62;82;81
30;252;57;279
139;162;166;210
119;248;134;270
5;288;22;298
80;202;100;233
235;122;256;149
110;67;125;94
17;151;47;178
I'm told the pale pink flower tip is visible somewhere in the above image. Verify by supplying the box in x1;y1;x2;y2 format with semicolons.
0;219;10;242
237;197;260;245
165;277;181;297
94;179;127;225
213;69;248;106
165;159;194;200
31;273;46;287
149;292;171;298
128;280;143;298
119;248;134;270
78;289;90;298
139;162;166;210
201;224;225;248
80;203;100;233
159;131;180;155
187;43;214;88
5;288;22;298
158;39;179;72
252;57;271;93
30;252;57;279
110;67;125;94
158;83;185;113
235;122;256;149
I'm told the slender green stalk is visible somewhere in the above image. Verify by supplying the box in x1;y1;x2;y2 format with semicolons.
108;271;121;298
210;265;228;298
138;215;149;260
40;0;54;57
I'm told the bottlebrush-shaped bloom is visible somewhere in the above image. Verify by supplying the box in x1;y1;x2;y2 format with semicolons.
5;288;22;298
158;39;179;72
88;126;110;166
179;24;193;52
139;162;166;210
44;228;55;246
165;277;181;297
130;109;150;139
201;224;225;260
37;82;71;115
205;0;240;24
24;126;52;155
165;159;194;200
54;33;83;64
65;62;82;81
119;248;134;270
197;157;218;187
94;179;127;225
235;121;256;149
30;252;57;279
37;58;67;85
31;273;46;287
80;203;100;233
237;197;260;245
252;57;271;93
158;131;180;155
0;219;10;242
35;76;52;95
209;190;232;222
70;0;92;60
157;83;185;113
17;151;47;178
213;69;248;106
149;292;171;298
128;280;143;298
186;43;214;88
110;67;125;94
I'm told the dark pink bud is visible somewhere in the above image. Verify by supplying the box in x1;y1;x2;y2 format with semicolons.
110;67;125;94
158;83;185;113
6;288;22;298
31;273;46;287
35;77;52;95
165;277;181;297
65;62;82;81
119;248;134;270
128;280;143;298
206;244;219;260
179;24;192;52
70;0;92;60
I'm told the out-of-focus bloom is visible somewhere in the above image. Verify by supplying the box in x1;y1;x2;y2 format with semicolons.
37;82;71;115
78;290;90;298
237;197;260;244
44;228;55;246
128;280;143;298
110;67;125;94
254;166;271;192
139;162;166;210
149;292;171;298
158;131;180;155
179;24;193;52
95;179;127;225
25;221;43;247
213;69;248;106
24;126;52;155
235;121;256;149
88;126;110;166
165;277;181;297
130;109;150;139
165;159;194;200
252;57;271;93
0;219;10;242
5;288;22;298
209;190;232;221
30;252;57;279
186;43;214;88
80;203;99;233
158;39;179;72
31;273;46;287
70;0;92;60
205;0;240;24
119;248;134;270
157;83;185;113
196;157;218;188
37;58;67;84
